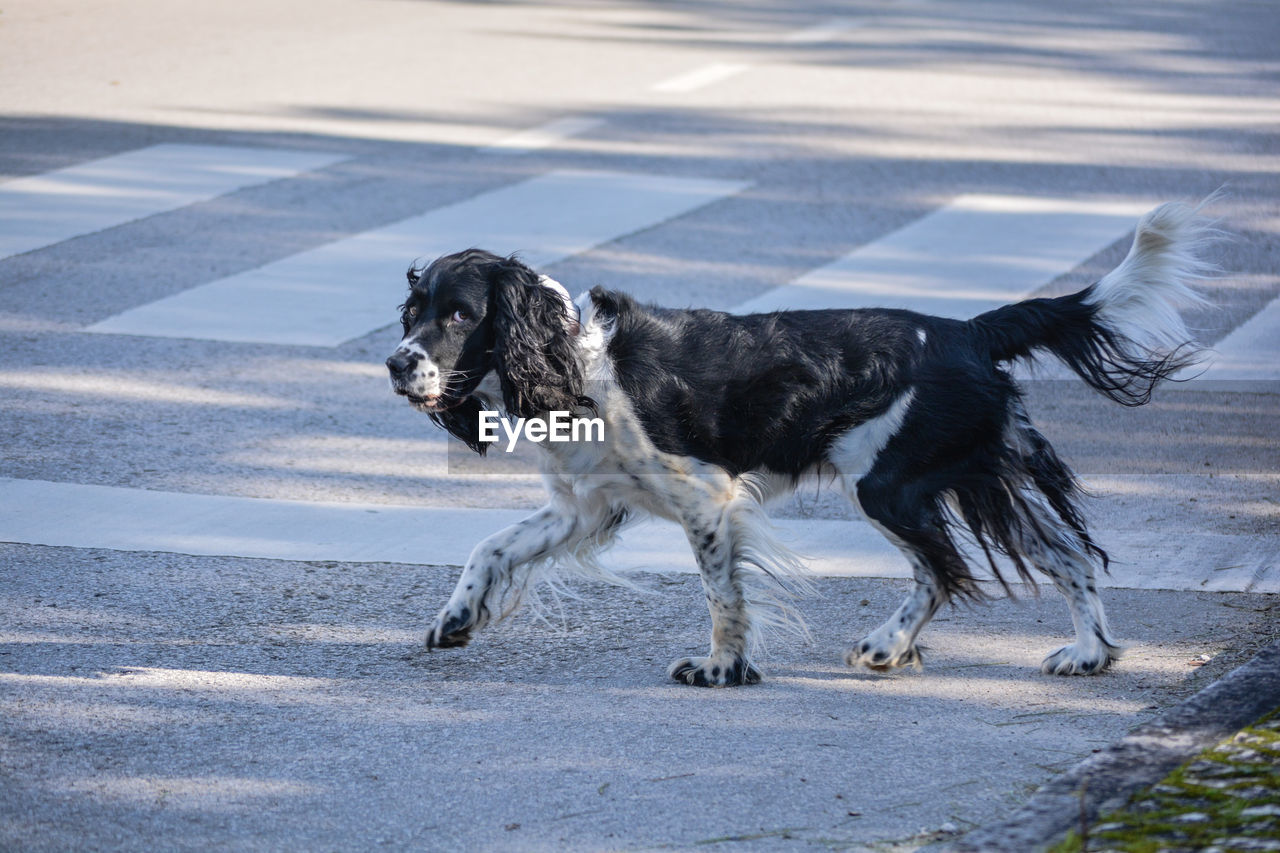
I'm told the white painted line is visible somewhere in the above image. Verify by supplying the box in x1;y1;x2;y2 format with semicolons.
1195;294;1280;382
481;116;605;154
784;18;858;43
735;195;1150;318
0;477;520;567
87;170;750;346
651;62;751;93
0;144;348;261
0;476;890;573
0;478;1272;592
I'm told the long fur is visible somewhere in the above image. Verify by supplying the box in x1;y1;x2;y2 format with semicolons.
488;255;594;419
386;200;1214;684
973;200;1213;405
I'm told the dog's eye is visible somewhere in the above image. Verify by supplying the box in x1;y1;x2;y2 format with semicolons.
451;309;471;324
406;306;419;319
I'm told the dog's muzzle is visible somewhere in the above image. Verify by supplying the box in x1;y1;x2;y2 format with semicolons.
386;349;443;410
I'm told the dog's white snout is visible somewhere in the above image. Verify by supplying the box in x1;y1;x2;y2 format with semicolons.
388;341;443;398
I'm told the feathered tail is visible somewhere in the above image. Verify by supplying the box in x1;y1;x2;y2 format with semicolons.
972;199;1215;404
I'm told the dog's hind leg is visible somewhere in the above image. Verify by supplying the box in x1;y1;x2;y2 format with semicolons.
1013;499;1122;675
826;391;958;671
426;504;584;649
844;521;952;672
1038;547;1121;675
845;550;941;672
842;470;975;672
1008;410;1123;675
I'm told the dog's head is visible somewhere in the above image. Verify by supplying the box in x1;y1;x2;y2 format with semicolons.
386;249;588;450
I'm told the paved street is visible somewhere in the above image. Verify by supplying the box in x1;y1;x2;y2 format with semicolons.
2;0;1277;850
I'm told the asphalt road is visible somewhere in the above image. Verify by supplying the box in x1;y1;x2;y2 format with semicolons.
2;1;1277;850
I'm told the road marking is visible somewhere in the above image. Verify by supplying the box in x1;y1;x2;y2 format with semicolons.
735;195;1150;317
480;116;606;154
784;18;858;43
1193;294;1280;382
0;144;348;261
87;170;749;346
651;62;751;93
0;478;1272;592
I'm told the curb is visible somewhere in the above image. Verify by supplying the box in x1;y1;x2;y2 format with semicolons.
928;639;1280;853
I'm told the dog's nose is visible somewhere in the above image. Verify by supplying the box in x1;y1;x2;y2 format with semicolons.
386;351;417;377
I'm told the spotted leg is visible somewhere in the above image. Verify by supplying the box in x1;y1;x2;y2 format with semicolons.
1016;518;1123;675
1040;560;1122;675
668;514;760;687
846;549;944;671
425;505;578;649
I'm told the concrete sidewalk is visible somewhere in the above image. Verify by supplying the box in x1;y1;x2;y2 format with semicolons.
2;542;1276;851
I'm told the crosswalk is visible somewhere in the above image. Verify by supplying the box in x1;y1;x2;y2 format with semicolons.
86;169;748;346
735;195;1149;317
1;129;1275;589
1193;295;1280;382
0;144;348;260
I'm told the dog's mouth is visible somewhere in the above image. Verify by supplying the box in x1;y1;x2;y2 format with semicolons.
399;389;466;413
406;392;438;407
403;390;442;410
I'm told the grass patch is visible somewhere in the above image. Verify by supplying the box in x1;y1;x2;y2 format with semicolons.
1049;708;1280;852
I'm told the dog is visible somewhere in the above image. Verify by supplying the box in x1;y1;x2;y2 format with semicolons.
386;200;1211;686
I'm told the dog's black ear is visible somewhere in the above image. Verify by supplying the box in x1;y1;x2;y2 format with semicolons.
490;257;592;419
429;396;490;456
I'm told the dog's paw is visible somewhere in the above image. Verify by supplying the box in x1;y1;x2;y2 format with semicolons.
425;606;475;650
1041;643;1117;676
844;638;923;672
667;655;761;687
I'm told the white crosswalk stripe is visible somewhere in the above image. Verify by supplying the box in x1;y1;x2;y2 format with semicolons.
735;195;1149;317
86;169;749;346
1195;294;1280;382
1;477;1273;591
0;144;348;260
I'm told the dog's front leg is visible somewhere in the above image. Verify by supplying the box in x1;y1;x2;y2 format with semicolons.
426;506;577;649
668;514;760;687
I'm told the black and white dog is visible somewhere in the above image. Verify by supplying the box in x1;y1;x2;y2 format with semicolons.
386;201;1211;686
